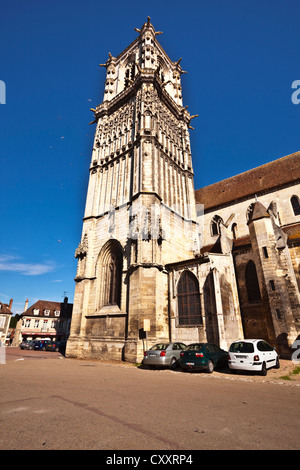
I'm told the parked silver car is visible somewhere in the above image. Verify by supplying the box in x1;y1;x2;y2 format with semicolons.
143;342;186;369
19;340;35;350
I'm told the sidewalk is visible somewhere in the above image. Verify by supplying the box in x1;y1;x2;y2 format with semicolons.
3;346;300;386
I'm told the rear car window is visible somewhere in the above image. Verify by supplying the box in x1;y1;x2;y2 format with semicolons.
185;344;204;351
229;342;254;353
150;344;168;351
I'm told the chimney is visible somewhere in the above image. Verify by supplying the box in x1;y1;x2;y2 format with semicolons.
24;299;28;312
9;298;13;310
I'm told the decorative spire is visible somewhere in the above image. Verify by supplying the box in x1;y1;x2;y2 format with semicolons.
99;52;115;68
247;201;270;224
134;17;163;36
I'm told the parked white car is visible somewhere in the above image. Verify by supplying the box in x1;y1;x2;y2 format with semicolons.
228;339;280;375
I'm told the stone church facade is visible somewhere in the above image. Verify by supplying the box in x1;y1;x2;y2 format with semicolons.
66;18;300;362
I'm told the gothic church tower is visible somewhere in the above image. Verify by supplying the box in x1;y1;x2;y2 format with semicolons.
66;18;199;362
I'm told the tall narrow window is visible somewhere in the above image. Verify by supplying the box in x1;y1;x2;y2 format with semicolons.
245;260;261;303
124;62;135;89
97;240;123;309
107;253;122;306
124;68;131;88
231;223;238;239
269;280;276;291
145;112;151;130
210;215;223;236
177;271;202;325
275;309;282;320
291;196;300;216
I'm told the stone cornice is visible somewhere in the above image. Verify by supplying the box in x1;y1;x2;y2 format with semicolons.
94;71;191;124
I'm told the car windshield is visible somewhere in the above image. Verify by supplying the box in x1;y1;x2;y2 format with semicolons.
229;342;254;353
185;344;204;351
150;343;169;351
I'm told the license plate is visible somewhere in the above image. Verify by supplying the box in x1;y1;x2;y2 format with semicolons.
186;362;194;366
235;355;247;359
149;354;156;357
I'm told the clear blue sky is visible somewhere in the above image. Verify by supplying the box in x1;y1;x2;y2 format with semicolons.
1;0;299;314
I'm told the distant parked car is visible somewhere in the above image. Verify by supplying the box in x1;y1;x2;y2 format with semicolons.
228;339;280;376
179;343;228;373
33;340;51;351
143;342;186;369
45;341;66;353
19;340;35;350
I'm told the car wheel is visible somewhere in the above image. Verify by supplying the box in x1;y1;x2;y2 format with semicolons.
261;362;267;376
206;360;214;373
170;357;177;370
275;357;280;369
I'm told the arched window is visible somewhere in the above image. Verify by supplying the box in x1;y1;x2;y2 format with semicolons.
246;203;255;222
97;240;123;309
156;58;167;82
211;215;223;236
245;260;261;303
291;196;300;216
106;252;122;306
124;62;135;89
177;271;202;325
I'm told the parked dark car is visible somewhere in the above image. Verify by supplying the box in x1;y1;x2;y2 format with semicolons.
45;341;66;353
19;340;35;350
179;343;228;373
33;340;51;350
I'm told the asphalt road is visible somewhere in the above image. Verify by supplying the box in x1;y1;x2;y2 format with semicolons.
1;347;299;452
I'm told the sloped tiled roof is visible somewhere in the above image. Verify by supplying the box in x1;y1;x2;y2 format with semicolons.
22;300;73;318
195;151;300;211
0;302;13;315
